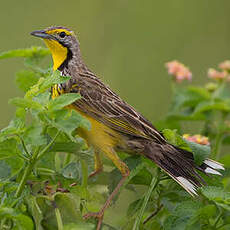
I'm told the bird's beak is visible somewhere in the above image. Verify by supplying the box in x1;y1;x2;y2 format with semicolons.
30;30;53;40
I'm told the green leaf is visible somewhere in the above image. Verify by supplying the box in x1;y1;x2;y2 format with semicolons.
26;196;44;230
196;204;216;219
63;223;95;230
185;140;211;165
48;140;85;153
16;70;38;92
0;139;20;159
39;70;71;92
162;129;210;165
23;123;47;146
201;186;230;211
62;162;81;179
170;87;210;113
0;207;34;230
33;91;51;106
48;109;90;141
0;116;25;141
163;201;201;230
0;160;11;179
127;199;142;217
25;71;70;99
9;97;43;110
0;46;49;59
162;129;190;151
193;100;230;115
47;93;81;111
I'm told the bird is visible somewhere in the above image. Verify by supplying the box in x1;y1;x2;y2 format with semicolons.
31;26;224;230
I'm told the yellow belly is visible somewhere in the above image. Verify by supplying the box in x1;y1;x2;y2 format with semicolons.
52;84;121;152
69;105;121;152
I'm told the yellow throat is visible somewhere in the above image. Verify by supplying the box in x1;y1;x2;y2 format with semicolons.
44;39;68;70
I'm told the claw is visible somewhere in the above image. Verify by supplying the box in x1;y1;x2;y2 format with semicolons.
83;211;104;230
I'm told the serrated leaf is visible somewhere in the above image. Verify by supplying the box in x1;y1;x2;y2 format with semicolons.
48;109;90;141
0;117;25;141
33;91;51;106
185;140;210;165
162;129;190;151
16;70;38;92
9;97;43;110
48;140;85;153
0;46;49;59
201;186;230;210
23;123;47;146
162;129;210;165
39;70;71;92
47;93;81;111
173;201;201;217
163;215;190;230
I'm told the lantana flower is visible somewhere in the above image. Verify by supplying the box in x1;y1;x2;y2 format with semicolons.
208;68;227;81
219;60;230;72
165;60;192;83
183;134;210;146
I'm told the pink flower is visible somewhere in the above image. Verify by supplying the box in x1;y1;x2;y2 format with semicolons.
219;60;230;72
208;68;227;81
165;60;192;83
183;134;210;146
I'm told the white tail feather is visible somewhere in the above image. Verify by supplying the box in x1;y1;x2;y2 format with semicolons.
204;159;225;170
205;167;222;175
176;177;198;196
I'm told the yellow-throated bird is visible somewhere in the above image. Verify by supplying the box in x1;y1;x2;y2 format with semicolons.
31;26;224;229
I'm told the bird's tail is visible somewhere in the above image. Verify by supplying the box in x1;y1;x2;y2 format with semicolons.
143;143;224;196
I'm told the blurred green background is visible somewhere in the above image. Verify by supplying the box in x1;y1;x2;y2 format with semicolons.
1;0;230;129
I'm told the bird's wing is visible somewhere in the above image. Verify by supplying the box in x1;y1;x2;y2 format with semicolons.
71;72;166;144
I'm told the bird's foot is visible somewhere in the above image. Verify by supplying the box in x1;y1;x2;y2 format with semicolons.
88;168;103;178
83;211;104;230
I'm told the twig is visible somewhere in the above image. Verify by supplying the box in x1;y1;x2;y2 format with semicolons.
143;204;163;224
132;169;160;230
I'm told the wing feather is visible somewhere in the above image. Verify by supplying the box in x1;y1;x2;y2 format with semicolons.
70;72;166;143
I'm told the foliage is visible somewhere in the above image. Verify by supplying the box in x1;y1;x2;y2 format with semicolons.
0;48;229;230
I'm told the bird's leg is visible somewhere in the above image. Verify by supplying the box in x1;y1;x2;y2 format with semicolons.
84;148;130;230
89;151;103;178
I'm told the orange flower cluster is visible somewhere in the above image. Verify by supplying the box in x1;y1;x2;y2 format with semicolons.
219;60;230;72
165;60;192;83
208;60;230;81
183;134;210;146
208;68;228;81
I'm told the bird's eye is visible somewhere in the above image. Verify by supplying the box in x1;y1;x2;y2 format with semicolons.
59;31;66;38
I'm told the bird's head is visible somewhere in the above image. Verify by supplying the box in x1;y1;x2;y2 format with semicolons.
31;26;79;70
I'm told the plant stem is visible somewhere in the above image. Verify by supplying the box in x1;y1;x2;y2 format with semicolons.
17;135;31;157
15;130;60;198
15;147;40;198
37;130;60;160
132;169;160;230
214;210;223;228
143;204;163;224
80;159;88;188
214;131;223;160
55;206;63;230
